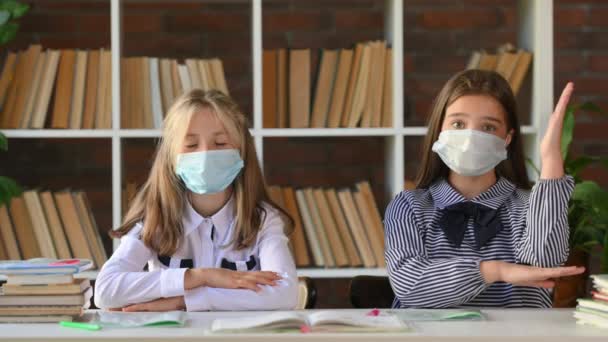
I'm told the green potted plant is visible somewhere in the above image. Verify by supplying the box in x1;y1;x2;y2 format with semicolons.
551;102;608;307
0;132;21;206
0;0;28;206
0;0;29;45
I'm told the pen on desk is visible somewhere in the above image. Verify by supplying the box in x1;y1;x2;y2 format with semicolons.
59;321;102;331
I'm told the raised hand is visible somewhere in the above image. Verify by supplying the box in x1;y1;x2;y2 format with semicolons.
539;82;574;179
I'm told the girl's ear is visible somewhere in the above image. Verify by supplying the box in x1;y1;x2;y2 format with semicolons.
505;129;514;147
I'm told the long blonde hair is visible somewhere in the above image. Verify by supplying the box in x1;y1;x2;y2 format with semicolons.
112;89;292;255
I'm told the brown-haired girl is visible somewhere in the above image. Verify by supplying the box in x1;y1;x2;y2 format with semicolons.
94;90;297;311
385;69;584;308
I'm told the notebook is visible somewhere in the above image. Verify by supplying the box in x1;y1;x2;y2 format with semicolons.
210;311;409;333
96;311;186;328
0;258;93;275
387;309;484;321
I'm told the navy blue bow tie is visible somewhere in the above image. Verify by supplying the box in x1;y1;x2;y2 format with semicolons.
438;201;502;250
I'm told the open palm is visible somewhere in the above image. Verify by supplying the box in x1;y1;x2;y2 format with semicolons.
540;82;574;179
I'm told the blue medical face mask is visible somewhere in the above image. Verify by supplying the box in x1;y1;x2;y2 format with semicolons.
175;149;244;195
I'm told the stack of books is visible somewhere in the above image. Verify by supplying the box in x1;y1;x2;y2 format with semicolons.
0;258;93;323
575;274;608;329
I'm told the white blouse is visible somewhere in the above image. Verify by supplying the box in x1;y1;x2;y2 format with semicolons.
94;195;298;311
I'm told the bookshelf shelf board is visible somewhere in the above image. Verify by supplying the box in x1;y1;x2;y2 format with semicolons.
0;130;115;138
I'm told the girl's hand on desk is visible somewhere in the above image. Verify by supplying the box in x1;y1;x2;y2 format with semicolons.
480;260;585;288
121;296;186;312
184;268;282;292
539;82;574;180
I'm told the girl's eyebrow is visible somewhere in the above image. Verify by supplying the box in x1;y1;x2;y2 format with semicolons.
482;116;503;124
446;112;469;118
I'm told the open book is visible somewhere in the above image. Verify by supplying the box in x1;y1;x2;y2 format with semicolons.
210;311;409;333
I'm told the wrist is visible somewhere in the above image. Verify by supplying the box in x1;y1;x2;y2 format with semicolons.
184;268;207;290
540;158;565;179
480;260;502;284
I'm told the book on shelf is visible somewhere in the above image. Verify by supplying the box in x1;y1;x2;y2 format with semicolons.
337;189;376;268
312;188;349;267
466;43;533;95
270;181;384;269
210;310;409;333
0;44;230;130
289;49;311;128
295;189;325;266
39;191;72;260
263;50;278;129
327;48;353;128
311;49;338;128
0;205;21;260
281;187;312;267
8;196;41;259
325;188;362;267
22;190;58;259
381;48;393;128
53;191;96;264
303;188;336;267
276;49;288;128
0;190;105;270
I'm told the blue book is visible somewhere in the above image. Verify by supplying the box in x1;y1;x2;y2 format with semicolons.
0;258;93;275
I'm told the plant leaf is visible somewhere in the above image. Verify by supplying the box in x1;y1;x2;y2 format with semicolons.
0;10;10;25
0;131;7;151
580;101;604;115
11;2;28;18
0;21;18;45
526;157;540;176
561;104;576;160
0;1;27;18
602;233;608;274
566;156;594;177
0;176;21;207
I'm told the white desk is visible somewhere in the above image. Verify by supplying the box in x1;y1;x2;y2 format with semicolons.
1;309;607;341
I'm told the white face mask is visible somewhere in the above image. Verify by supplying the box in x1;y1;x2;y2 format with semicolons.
431;129;508;177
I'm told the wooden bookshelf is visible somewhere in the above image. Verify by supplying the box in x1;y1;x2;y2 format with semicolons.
0;0;555;278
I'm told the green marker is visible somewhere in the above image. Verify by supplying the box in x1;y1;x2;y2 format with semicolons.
59;321;102;331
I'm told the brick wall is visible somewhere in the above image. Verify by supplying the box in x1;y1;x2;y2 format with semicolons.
1;0;607;308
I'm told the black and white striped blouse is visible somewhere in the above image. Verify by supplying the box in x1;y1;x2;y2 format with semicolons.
384;176;575;308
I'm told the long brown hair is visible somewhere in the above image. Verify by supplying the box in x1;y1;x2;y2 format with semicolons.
415;69;531;190
112;89;293;255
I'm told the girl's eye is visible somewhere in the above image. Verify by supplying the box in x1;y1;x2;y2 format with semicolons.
186;144;197;148
482;125;497;132
216;142;227;147
451;121;465;129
